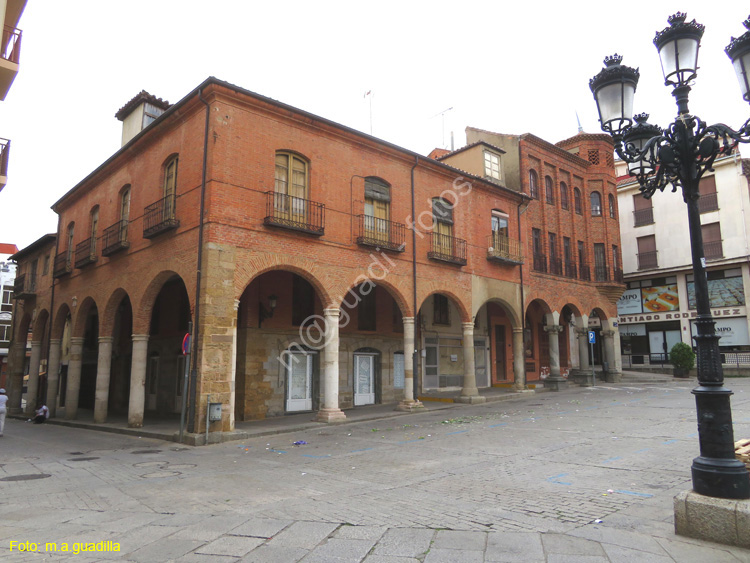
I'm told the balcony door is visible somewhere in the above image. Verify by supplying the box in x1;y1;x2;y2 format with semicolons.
491;210;509;254
364;178;391;244
275;152;308;223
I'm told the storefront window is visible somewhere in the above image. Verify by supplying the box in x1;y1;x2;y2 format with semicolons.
687;269;745;309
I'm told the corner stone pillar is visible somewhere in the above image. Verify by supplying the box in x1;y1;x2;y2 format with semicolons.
128;334;149;428
94;336;113;423
315;308;346;423
65;337;85;420
46;339;62;417
7;341;26;414
397;317;425;412
543;325;566;391
24;341;42;415
456;322;485;404
602;329;621;382
512;327;530;392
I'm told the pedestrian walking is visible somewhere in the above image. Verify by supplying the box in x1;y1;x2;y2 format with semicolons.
0;388;7;437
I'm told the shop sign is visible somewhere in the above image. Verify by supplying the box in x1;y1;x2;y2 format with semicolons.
690;317;749;347
618;307;744;324
617;289;643;315
619;323;646;337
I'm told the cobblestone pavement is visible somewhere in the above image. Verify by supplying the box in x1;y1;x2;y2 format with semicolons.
1;377;749;561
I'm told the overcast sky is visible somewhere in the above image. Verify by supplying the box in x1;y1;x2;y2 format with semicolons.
1;1;749;249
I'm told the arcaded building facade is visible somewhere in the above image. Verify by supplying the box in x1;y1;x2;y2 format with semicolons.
7;78;623;440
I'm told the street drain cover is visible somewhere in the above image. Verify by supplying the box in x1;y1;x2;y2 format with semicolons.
1;474;51;482
69;451;84;455
67;457;100;462
132;450;162;454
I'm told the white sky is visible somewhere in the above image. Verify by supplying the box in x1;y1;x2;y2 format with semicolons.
1;1;749;249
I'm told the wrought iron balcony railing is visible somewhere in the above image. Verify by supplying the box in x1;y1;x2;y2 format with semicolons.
633;207;654;226
356;215;406;252
564;260;577;279
428;232;467;265
74;237;97;268
532;253;547;273
698;192;719;213
144;194;179;238
594;265;609;281
102;220;129;256
1;25;22;64
0;138;9;178
264;191;325;235
637;251;659;270
579;264;591;281
486;234;523;265
704;240;724;260
53;252;72;278
13;273;35;299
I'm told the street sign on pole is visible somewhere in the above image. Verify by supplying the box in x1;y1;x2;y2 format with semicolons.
588;331;596;344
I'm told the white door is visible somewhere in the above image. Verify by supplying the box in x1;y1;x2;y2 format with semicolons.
474;338;489;388
286;352;312;412
354;354;375;406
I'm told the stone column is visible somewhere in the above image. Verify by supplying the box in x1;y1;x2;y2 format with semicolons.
602;329;621;382
94;336;113;423
397;317;425;411
46;339;62;417
456;322;486;404
512;327;530;392
128;334;149;428
543;325;566;391
64;337;85;420
7;341;26;414
315;308;346;423
24;341;42;415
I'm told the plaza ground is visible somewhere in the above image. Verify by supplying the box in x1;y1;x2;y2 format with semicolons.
0;372;749;562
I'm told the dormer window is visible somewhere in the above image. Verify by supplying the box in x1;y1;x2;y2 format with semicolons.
484;151;501;181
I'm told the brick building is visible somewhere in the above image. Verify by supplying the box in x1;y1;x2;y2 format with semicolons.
7;77;623;440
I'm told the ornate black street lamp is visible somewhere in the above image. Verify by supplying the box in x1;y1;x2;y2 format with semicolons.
590;12;750;500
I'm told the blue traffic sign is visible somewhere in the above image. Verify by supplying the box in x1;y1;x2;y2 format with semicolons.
588;331;596;344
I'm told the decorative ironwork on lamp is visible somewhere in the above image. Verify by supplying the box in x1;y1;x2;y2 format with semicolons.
589;13;750;500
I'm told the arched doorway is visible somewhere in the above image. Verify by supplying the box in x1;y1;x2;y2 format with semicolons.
109;295;133;416
235;270;326;420
146;276;191;418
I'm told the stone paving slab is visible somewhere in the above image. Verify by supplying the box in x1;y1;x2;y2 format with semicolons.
1;379;749;561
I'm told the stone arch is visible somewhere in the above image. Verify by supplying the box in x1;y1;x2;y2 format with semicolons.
52;303;73;340
418;287;471;323
15;310;32;340
338;274;411;318
474;297;521;328
235;254;334;307
101;288;132;338
135;271;193;333
72;296;99;338
32;309;50;342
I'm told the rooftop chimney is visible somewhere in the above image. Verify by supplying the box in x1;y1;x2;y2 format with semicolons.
115;90;170;147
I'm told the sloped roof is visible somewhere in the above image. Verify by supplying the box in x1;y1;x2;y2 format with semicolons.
115;90;171;121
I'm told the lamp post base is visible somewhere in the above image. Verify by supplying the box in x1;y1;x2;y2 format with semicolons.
691;457;750;500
